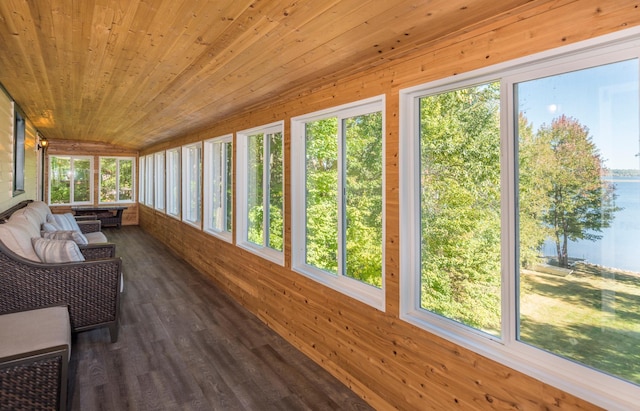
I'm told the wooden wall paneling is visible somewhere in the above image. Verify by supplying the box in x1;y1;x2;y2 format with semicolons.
133;2;640;409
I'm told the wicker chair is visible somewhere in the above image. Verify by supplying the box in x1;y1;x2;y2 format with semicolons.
0;240;122;343
0;306;71;411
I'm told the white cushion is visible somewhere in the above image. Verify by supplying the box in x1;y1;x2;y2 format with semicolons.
47;213;75;231
85;231;108;244
41;222;58;232
31;237;85;263
63;213;82;232
27;201;52;223
0;223;41;262
42;230;89;245
0;306;71;360
46;213;82;232
8;209;40;238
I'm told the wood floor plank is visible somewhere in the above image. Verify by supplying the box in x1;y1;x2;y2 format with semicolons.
68;226;374;410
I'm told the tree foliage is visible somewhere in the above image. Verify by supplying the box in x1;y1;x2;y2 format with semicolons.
247;132;284;251
529;115;618;267
419;82;502;333
304;112;383;287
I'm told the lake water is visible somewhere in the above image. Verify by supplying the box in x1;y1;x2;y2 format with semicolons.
541;177;640;273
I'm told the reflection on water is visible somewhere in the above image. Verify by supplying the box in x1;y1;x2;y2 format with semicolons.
542;177;640;273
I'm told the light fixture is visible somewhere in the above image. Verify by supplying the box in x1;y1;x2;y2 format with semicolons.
37;134;49;150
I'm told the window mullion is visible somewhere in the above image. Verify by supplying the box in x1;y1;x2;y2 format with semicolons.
502;77;516;345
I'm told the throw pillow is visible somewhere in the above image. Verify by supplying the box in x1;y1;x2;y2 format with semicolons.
46;213;75;231
31;237;86;263
42;230;89;245
41;222;58;232
63;213;82;232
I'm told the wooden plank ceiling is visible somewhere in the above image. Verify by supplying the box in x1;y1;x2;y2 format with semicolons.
0;0;537;150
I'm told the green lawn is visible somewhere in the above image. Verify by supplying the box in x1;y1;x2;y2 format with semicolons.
520;263;640;384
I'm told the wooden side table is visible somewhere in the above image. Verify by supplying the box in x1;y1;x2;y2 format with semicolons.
72;205;127;228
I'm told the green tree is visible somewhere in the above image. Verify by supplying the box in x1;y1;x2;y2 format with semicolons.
304;113;383;287
419;82;502;333
517;113;553;269
534;115;618;267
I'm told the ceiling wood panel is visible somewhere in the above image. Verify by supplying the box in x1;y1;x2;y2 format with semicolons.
0;0;541;149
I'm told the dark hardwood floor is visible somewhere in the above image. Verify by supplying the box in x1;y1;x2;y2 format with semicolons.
68;226;374;411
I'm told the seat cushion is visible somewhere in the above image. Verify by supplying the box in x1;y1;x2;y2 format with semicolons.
0;306;71;360
84;231;108;244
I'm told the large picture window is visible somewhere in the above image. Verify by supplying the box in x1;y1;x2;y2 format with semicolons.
400;30;640;409
99;157;134;203
204;135;233;242
182;142;202;227
236;122;284;264
291;96;385;310
49;155;93;204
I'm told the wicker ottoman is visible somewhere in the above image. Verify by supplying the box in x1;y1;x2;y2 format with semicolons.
0;306;71;411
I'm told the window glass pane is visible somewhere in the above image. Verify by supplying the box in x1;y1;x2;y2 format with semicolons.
119;159;133;201
247;133;264;245
73;158;91;202
344;112;383;288
100;158;117;202
185;145;201;223
305;118;339;274
146;155;154;207
50;156;71;204
210;143;224;230
167;149;180;216
139;156;146;204
155;152;165;210
517;59;640;384
268;131;283;251
208;140;233;233
419;82;502;336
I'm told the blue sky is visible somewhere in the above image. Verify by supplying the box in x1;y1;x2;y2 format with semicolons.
517;58;639;170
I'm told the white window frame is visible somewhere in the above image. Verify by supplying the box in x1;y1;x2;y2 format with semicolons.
203;134;233;242
291;96;386;311
166;147;181;219
139;155;146;205
154;151;165;212
182;142;202;228
399;27;640;410
145;154;154;209
98;156;136;204
48;155;94;205
236;121;284;265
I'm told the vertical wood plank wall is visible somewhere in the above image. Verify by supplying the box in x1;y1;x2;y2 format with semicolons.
137;2;638;410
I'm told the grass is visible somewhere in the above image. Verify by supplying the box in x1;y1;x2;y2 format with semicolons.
520;262;640;384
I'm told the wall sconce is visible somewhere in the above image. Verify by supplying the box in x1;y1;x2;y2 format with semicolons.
37;135;49;150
